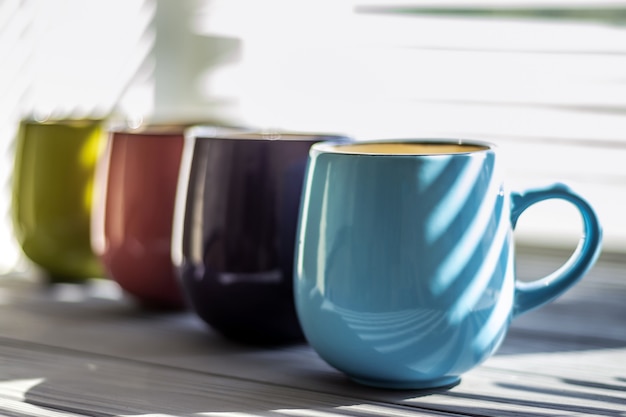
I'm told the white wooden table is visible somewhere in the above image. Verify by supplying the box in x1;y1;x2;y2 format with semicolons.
0;247;624;417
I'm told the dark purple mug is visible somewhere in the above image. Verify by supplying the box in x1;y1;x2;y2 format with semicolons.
172;129;351;345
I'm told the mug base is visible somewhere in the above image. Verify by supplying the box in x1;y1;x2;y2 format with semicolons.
350;375;460;390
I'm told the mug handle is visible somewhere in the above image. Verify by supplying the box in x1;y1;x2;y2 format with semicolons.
511;183;602;317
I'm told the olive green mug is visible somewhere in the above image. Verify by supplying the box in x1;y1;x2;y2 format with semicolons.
11;119;106;283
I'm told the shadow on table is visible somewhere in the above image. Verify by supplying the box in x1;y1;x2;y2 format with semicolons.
12;358;459;417
497;249;626;355
416;390;624;417
17;364;626;417
3;288;624;416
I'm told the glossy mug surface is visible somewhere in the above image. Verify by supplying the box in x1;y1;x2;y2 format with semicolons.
92;125;186;309
12;119;106;282
173;129;351;345
295;140;602;389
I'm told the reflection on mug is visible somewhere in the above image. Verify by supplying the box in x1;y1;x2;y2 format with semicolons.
11;118;106;283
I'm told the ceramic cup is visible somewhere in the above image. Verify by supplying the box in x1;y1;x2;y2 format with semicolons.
172;129;351;345
91;125;187;309
294;139;602;389
12;119;106;283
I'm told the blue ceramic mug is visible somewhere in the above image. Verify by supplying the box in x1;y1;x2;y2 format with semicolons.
294;140;602;389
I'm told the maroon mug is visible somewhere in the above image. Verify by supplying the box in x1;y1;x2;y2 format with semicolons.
92;125;187;309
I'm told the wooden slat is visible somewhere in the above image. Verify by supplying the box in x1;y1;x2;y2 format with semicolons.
0;337;624;417
0;249;624;416
0;338;452;417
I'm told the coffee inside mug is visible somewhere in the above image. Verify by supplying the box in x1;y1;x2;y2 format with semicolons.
324;141;489;155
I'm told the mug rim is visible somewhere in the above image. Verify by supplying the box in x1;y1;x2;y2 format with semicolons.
108;124;188;136
188;126;351;143
20;118;104;127
312;138;495;156
108;121;225;136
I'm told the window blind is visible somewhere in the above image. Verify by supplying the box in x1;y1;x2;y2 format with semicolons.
1;0;624;275
196;0;626;253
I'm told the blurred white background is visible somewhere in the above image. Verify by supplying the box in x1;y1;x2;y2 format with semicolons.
1;0;625;273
